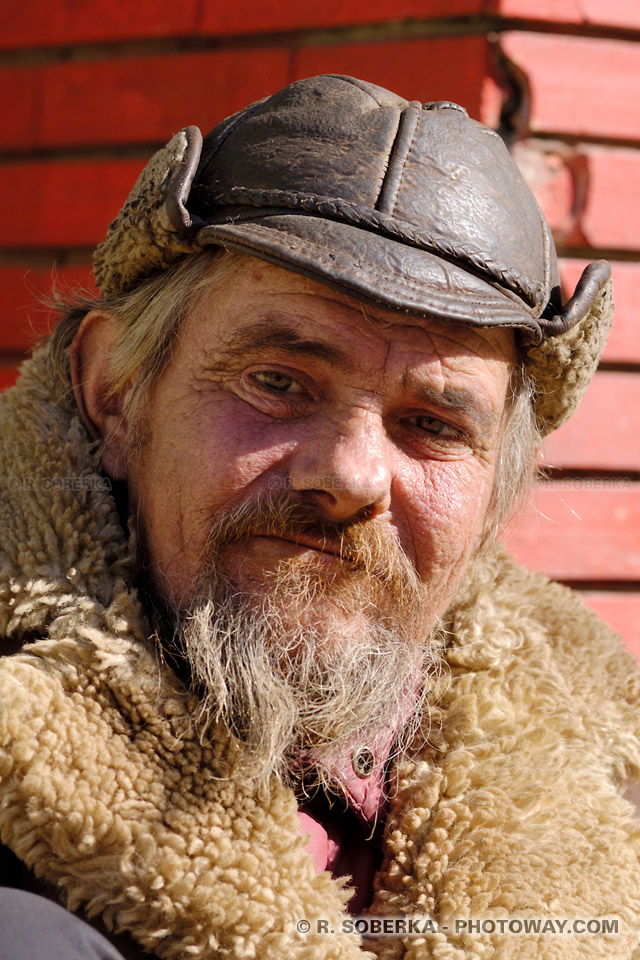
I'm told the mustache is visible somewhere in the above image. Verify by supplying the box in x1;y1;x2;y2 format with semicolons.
201;491;425;612
206;491;377;551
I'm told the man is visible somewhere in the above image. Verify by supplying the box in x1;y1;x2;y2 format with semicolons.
0;75;639;959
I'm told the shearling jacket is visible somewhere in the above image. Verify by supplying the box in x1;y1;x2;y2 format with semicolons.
2;346;640;960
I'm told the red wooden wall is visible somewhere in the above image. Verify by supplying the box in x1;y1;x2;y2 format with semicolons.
1;1;639;651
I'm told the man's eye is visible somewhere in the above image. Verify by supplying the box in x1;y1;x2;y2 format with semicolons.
253;371;305;394
410;415;457;438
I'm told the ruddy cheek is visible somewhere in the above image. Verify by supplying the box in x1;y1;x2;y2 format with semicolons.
406;468;490;577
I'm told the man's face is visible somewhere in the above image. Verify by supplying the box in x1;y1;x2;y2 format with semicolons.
124;257;516;642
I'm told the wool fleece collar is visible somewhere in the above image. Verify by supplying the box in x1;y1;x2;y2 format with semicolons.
2;346;640;959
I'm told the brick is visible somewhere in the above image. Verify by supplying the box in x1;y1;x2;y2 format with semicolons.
541;372;640;473
1;49;291;151
581;592;640;658
0;1;199;50
0;264;95;352
493;0;640;30
0;0;493;49
513;141;640;250
511;140;581;246
580;149;640;251
4;0;638;51
560;260;640;365
499;33;640;142
295;36;501;125
0;69;40;152
201;0;486;36
504;483;640;581
0;158;144;249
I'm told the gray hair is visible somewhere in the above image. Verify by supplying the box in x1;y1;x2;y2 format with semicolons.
486;361;542;537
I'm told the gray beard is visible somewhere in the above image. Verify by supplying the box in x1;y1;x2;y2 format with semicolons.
141;494;440;791
166;591;434;793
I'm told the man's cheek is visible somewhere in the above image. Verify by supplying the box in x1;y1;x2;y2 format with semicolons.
409;468;493;577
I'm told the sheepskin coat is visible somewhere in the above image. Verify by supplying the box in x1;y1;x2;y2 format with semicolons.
2;346;640;960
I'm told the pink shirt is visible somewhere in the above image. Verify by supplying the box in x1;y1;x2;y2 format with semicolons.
296;692;417;913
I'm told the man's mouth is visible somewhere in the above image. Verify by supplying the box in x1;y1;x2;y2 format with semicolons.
253;533;346;559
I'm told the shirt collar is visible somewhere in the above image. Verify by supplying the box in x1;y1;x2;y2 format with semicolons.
302;680;421;827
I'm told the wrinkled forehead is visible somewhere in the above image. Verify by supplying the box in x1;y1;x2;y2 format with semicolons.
189;252;519;370
348;292;519;367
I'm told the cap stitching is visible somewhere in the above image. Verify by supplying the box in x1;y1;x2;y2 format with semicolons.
199;220;541;335
373;109;402;213
376;102;421;218
196;97;270;179
326;74;401;107
194;184;543;308
537;204;551;314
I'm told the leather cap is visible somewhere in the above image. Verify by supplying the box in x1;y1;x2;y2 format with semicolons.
190;76;563;342
95;74;610;346
93;75;613;432
188;75;609;345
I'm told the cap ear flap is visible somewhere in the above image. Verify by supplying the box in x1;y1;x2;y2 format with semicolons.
538;260;611;337
93;126;204;298
526;270;614;437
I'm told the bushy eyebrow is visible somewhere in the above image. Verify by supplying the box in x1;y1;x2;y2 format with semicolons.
216;319;348;367
405;379;499;435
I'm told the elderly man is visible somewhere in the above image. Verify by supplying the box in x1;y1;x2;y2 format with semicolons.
0;75;639;960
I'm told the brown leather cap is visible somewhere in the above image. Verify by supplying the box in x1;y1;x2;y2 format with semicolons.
181;74;608;346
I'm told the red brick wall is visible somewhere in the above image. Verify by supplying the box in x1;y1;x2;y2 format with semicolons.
491;8;640;655
1;1;638;650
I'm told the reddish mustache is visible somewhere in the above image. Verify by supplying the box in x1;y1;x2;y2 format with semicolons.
208;494;372;558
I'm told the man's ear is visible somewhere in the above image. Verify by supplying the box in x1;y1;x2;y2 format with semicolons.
70;311;133;482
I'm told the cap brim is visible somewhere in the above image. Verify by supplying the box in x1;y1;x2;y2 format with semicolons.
196;214;541;341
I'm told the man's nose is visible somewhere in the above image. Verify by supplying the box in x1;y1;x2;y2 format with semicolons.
287;412;392;521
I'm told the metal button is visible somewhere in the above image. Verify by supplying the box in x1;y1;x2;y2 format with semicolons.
352;745;376;779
